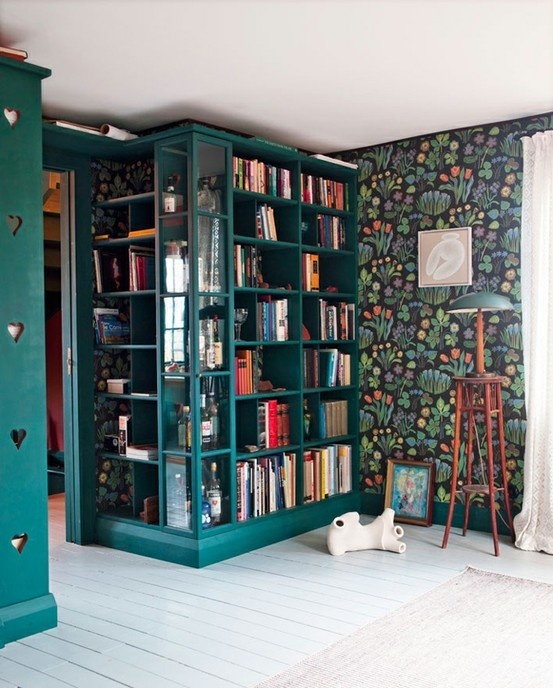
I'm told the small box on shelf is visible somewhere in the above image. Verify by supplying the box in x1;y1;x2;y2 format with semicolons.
107;379;130;394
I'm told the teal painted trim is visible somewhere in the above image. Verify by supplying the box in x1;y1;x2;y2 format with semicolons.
43;147;97;545
96;492;360;568
432;502;514;537
0;55;51;79
360;492;385;515
0;593;57;648
360;492;514;537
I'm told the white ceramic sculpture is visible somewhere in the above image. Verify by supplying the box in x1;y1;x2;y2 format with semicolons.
326;508;406;555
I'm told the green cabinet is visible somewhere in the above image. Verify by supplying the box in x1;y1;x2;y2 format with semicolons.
58;123;359;568
0;57;56;646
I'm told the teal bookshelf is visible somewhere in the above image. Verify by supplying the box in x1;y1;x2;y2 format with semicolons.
44;122;359;568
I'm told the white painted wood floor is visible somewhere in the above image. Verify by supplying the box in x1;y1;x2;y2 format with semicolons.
1;494;552;688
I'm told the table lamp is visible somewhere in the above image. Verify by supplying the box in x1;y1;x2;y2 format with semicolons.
446;291;514;376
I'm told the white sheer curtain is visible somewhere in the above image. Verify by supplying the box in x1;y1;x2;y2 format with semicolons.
514;131;553;553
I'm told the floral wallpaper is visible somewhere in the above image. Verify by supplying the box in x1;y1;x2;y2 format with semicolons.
341;113;553;515
92;158;153;510
91;157;154;237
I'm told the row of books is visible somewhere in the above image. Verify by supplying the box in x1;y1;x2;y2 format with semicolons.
93;308;130;345
233;156;292;199
319;300;356;341
257;296;289;341
303;348;352;388
302;253;320;292
236;452;296;521
234;348;257;395
303;444;352;503
316;214;347;250
93;245;155;294
319;399;348;439
256;204;278;240
234;243;261;287
301;174;347;210
258;400;291;449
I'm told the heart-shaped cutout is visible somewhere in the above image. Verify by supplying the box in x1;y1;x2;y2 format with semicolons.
4;107;20;128
11;533;28;554
8;321;24;343
6;214;22;236
11;428;26;449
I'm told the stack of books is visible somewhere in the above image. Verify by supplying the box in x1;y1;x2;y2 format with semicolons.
125;444;158;461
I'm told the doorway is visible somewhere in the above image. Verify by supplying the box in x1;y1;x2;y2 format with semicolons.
43;169;72;547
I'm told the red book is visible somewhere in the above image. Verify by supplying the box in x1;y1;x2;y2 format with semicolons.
266;399;278;448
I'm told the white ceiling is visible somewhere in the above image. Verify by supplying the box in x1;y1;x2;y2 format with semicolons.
2;0;553;153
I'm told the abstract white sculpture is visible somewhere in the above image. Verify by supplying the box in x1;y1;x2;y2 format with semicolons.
326;509;406;555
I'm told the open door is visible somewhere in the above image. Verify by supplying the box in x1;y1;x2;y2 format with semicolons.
44;169;77;544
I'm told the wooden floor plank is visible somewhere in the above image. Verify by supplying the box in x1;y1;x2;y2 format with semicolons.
2;496;553;688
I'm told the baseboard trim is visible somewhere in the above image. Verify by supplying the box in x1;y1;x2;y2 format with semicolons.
360;492;513;536
0;593;57;648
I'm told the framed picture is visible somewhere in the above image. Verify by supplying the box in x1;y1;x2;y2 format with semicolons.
384;459;436;526
418;227;472;287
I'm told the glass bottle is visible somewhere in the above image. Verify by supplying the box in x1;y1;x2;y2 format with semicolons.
201;483;212;529
205;318;216;370
213;315;223;369
164;175;176;213
177;404;187;449
303;398;312;440
177;405;191;451
207;393;219;449
200;393;212;450
207;461;222;525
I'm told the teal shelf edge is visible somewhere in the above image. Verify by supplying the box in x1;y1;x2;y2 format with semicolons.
96;343;156;350
97;392;158;401
303;434;356;448
94;191;155;208
235;443;301;460
301;245;354;257
300;202;353;217
233;188;298;206
303;339;356;346
302;291;355;299
159;210;188;220
95;289;156;298
234;235;298;249
303;385;356;393
233;286;299;296
233;339;300;346
93;234;155;247
235;389;300;401
98;452;159;465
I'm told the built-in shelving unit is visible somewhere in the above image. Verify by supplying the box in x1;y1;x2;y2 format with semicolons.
47;122;358;567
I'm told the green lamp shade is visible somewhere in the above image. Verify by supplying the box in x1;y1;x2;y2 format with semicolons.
447;291;514;313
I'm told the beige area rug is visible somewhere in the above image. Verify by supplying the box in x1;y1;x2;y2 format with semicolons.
255;567;553;688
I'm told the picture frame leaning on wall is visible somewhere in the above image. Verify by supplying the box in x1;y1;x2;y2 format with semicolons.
384;458;436;526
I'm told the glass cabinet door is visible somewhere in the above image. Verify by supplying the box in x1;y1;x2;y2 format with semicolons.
197;141;227;294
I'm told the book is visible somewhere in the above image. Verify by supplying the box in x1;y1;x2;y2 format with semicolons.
99;248;129;292
0;45;28;61
125;444;158;460
118;415;132;455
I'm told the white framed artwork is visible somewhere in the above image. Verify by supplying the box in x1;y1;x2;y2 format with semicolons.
418;227;472;287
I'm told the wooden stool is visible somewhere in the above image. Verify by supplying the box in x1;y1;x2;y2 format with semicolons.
441;376;514;556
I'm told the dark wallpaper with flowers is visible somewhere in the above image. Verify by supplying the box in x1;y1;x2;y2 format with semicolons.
92;158;154;511
340;113;553;516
